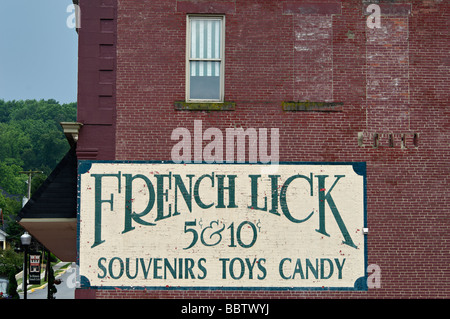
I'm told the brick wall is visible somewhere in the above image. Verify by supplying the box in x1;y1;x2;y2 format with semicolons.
76;0;450;299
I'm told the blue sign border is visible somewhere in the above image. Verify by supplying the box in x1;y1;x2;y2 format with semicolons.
76;160;368;291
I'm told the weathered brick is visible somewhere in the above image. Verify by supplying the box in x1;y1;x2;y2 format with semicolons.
76;0;450;299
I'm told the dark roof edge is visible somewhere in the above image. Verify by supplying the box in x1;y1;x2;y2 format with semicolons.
17;145;77;221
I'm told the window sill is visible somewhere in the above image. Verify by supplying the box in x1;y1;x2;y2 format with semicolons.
282;101;343;112
174;101;235;111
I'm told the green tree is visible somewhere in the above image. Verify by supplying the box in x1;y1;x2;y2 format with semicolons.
0;99;76;249
7;269;19;299
0;99;77;173
47;265;57;299
0;123;32;167
0;162;27;196
0;248;23;276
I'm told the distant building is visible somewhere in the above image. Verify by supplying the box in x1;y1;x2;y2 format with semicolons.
0;229;8;250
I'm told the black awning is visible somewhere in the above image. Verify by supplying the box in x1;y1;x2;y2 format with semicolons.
17;146;78;261
18;146;77;220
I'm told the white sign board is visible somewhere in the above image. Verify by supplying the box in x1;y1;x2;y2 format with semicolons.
78;161;367;290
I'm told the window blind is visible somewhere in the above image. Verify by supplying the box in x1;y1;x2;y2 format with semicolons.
190;19;222;77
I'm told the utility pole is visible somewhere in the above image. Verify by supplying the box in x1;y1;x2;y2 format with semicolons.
19;170;43;201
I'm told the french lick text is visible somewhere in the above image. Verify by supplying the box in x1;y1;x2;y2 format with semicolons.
89;171;357;250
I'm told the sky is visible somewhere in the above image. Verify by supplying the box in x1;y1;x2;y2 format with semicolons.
0;0;78;104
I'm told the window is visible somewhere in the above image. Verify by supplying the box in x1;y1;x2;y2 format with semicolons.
187;16;224;102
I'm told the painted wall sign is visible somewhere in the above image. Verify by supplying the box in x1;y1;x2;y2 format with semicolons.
78;161;367;290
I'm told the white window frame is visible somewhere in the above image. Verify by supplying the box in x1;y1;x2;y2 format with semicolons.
186;15;225;103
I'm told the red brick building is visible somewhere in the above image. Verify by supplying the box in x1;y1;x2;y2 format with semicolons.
19;0;449;300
